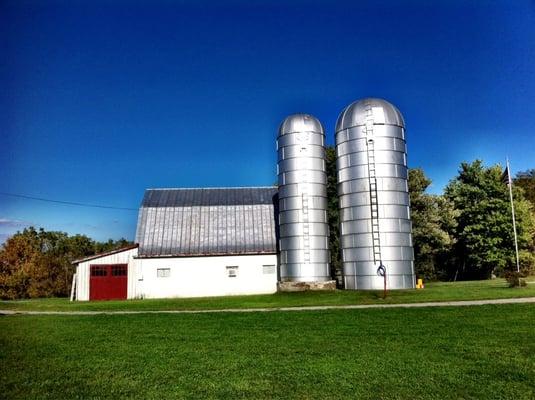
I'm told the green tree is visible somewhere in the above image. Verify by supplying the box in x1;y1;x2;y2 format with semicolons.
325;146;342;285
514;169;535;208
0;228;133;299
94;238;132;254
514;169;535;256
408;168;455;281
444;160;534;280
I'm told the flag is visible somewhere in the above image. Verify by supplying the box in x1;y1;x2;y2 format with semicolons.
501;165;511;185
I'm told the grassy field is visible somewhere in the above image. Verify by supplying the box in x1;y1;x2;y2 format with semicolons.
1;304;534;399
1;279;535;312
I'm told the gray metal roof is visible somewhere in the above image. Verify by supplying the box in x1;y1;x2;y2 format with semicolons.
279;114;324;136
135;187;279;257
336;98;405;132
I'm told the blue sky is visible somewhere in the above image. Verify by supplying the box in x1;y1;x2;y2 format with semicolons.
1;0;534;243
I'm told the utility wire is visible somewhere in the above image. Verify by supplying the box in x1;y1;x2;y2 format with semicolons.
0;192;137;211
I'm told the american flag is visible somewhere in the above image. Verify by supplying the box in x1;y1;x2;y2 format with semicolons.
501;164;511;185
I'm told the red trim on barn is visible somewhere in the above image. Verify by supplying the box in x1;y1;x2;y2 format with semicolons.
89;264;128;300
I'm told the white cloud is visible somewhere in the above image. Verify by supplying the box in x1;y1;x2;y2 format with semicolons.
0;218;32;228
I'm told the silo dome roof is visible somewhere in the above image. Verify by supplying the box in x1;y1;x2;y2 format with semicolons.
335;98;405;132
278;114;324;136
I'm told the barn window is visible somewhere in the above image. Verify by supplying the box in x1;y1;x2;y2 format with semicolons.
157;268;170;278
263;265;276;274
112;265;127;276
226;266;238;278
91;266;107;276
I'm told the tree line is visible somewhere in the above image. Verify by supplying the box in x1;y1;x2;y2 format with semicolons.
326;147;535;282
0;228;131;299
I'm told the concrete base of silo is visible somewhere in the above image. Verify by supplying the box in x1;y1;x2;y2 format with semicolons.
278;280;337;292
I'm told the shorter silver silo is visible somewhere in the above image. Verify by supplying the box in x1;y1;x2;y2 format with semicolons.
277;114;330;282
336;98;415;290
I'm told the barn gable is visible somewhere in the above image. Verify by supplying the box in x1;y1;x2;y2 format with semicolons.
135;187;279;257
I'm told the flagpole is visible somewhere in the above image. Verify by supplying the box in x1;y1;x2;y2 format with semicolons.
506;157;520;273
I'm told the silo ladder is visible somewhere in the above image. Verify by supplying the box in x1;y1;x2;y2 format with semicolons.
302;193;311;263
365;106;382;265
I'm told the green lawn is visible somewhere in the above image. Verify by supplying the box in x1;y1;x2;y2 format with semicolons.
1;304;534;399
1;279;535;312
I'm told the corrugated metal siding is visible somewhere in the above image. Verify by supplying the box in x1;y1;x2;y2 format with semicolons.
135;187;278;257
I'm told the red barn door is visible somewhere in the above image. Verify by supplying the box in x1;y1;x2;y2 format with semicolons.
90;264;128;300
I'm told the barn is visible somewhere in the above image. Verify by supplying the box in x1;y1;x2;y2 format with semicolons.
73;187;279;301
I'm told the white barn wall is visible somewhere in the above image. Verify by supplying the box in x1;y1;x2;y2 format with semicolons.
136;254;278;299
75;247;139;301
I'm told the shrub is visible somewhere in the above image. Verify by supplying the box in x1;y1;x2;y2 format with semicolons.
518;251;535;275
504;271;528;287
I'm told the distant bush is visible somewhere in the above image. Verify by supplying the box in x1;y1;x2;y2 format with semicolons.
504;271;528;288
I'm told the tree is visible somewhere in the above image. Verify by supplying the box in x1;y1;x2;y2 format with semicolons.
408;168;455;280
94;238;132;254
444;160;534;280
514;169;535;208
0;227;40;299
0;228;133;299
325;146;342;285
514;169;535;255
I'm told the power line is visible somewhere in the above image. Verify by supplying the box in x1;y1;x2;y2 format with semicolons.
0;192;138;211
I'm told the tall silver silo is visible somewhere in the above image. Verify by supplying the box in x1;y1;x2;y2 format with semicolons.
277;114;330;282
335;98;415;290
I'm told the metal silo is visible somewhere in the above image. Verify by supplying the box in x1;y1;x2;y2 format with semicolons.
336;98;415;290
277;114;330;282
